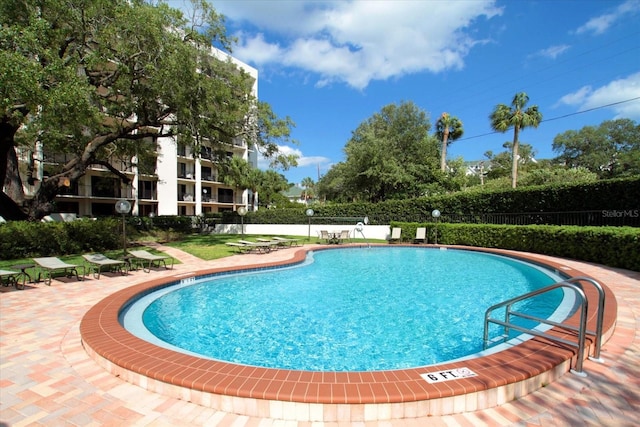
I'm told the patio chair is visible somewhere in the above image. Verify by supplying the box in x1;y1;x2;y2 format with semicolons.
320;230;331;244
82;253;127;279
128;250;174;273
338;230;351;244
414;227;427;244
0;269;25;290
33;257;84;286
388;227;402;243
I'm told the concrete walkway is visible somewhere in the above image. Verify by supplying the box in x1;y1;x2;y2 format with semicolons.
1;245;638;426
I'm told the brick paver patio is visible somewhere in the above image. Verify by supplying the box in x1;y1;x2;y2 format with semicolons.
1;244;638;426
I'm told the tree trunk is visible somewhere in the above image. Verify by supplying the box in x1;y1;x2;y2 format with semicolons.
0;120;18;185
0;121;29;220
4;145;26;203
440;129;449;172
511;126;520;189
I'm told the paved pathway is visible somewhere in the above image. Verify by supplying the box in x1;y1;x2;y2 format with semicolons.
1;245;638;426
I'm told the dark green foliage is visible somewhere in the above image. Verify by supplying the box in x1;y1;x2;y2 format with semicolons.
241;177;640;226
0;218;121;260
143;215;194;233
391;222;639;271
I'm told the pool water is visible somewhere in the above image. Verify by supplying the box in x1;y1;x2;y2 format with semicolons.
125;247;566;371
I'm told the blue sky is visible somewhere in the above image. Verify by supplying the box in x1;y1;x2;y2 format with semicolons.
194;0;639;185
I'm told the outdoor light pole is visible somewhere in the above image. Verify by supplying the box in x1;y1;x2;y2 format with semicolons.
115;199;132;256
431;209;441;245
305;208;314;241
237;206;247;237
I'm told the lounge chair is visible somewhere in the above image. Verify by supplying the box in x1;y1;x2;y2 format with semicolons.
128;250;174;273
0;269;25;290
237;240;273;253
225;242;253;254
33;257;84;286
414;227;427;244
388;227;402;243
272;236;300;246
82;253;127;279
256;238;281;250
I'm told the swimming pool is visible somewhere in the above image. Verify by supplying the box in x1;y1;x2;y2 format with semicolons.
121;247;567;371
81;245;614;421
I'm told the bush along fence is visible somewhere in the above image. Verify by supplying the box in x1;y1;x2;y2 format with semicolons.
225;176;640;227
391;221;640;272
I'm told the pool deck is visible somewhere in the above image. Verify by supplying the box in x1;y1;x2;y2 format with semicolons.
1;243;638;426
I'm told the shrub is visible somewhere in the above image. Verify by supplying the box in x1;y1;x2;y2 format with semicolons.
391;222;640;271
229;177;640;226
0;218;122;260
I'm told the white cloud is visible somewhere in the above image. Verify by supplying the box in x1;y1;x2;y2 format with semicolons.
215;0;502;89
558;72;640;119
529;45;571;60
257;145;331;170
575;0;640;35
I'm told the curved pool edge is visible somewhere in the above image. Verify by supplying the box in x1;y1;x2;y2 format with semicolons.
80;245;618;421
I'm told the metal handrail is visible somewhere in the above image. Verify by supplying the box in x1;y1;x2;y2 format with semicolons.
564;277;606;361
483;281;592;375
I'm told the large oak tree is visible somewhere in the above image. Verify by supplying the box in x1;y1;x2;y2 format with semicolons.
552;119;640;178
1;0;295;220
319;101;439;202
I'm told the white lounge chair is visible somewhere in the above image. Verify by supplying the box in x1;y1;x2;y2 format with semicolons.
33;257;84;286
256;238;281;250
388;227;402;243
414;227;426;244
271;236;300;246
0;269;25;290
128;250;174;273
82;253;127;279
225;242;253;253
237;240;273;253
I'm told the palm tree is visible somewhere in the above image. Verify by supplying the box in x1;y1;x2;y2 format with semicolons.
220;156;251;208
435;112;464;172
300;177;315;202
489;92;542;188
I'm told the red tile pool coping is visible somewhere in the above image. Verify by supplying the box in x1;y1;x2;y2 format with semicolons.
79;245;617;421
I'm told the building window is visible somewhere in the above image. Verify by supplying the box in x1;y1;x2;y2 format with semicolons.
138;180;157;200
217;188;233;203
91;176;120;198
201;166;213;181
178;163;187;178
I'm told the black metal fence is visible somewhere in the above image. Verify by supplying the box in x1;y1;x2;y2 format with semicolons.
441;210;640;227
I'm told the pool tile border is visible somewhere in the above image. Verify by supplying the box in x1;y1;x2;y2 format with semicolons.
80;245;617;421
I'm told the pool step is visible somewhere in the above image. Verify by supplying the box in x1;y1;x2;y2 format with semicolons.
486;334;510;346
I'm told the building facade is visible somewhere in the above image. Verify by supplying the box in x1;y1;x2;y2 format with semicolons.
18;48;258;218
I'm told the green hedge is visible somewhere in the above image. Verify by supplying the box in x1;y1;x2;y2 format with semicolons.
232;176;640;226
0;218;122;260
391;222;640;271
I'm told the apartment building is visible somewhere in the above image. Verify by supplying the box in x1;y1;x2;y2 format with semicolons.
19;49;258;218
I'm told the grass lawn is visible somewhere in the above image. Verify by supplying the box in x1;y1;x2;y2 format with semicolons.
165;233;280;260
0;234;386;278
166;233;384;260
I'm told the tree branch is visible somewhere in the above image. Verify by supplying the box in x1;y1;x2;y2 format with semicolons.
90;160;132;184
